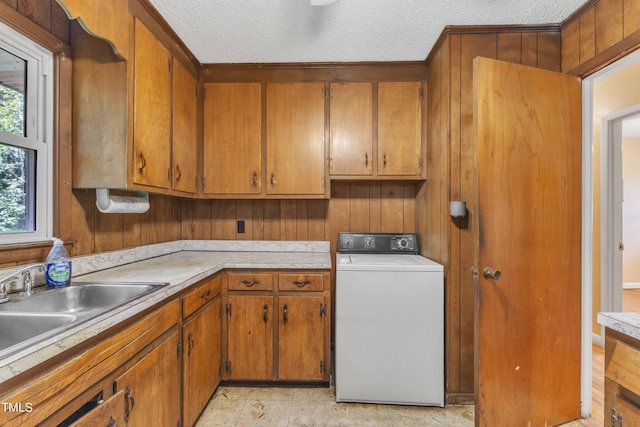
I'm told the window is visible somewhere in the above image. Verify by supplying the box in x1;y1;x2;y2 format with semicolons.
0;21;53;244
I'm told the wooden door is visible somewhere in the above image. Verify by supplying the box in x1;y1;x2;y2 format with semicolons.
473;57;581;426
203;82;262;195
266;82;326;195
278;296;326;380
377;81;422;176
226;296;274;379
329;82;373;176
171;59;198;195
133;19;171;189
115;330;181;427
183;299;221;427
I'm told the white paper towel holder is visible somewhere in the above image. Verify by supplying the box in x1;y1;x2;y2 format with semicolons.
96;188;150;214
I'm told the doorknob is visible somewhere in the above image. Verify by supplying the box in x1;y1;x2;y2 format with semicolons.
483;267;502;280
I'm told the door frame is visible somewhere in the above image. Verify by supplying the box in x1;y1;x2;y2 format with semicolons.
581;48;640;417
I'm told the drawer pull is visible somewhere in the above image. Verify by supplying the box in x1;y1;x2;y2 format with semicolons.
283;304;289;324
107;416;115;427
292;279;311;288
263;304;269;323
200;289;211;299
241;279;261;287
124;387;135;422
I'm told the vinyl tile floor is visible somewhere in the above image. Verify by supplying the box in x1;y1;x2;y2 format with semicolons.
194;386;598;427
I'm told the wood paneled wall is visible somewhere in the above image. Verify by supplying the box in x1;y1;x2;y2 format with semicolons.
562;0;640;75
421;26;562;403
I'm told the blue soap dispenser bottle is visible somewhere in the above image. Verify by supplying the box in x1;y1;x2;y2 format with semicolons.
45;238;72;288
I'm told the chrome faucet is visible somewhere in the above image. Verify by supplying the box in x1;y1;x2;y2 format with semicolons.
0;263;46;302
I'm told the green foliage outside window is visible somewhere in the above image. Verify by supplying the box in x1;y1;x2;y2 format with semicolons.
0;84;27;233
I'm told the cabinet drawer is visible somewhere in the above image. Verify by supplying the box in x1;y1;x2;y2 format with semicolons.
183;275;221;318
278;273;324;292
227;272;273;291
606;340;640;395
69;390;125;427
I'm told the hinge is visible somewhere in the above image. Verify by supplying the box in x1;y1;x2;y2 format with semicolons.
201;177;207;190
419;87;424;98
320;360;326;374
226;303;232;316
168;168;172;181
225;360;232;374
320;303;327;317
418;158;424;170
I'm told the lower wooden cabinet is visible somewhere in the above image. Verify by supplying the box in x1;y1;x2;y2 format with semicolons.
183;297;221;427
278;295;328;380
115;330;181;426
605;328;640;426
222;270;331;382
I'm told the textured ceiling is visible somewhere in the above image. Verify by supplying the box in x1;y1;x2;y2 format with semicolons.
147;0;589;64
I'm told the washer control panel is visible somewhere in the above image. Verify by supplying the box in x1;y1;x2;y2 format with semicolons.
338;232;419;254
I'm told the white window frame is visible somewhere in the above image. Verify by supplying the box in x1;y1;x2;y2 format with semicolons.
0;20;54;245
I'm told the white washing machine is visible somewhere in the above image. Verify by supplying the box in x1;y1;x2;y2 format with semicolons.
335;232;444;407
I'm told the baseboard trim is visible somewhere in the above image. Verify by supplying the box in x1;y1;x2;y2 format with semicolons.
623;282;640;289
446;392;474;405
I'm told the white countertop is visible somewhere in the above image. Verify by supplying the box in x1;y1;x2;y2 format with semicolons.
598;312;640;341
0;241;331;385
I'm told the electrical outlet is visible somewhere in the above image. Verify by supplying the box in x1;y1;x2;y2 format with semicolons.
237;220;245;234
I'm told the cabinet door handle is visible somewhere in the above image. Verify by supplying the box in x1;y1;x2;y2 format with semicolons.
175;164;182;181
187;333;195;356
283;304;288;324
383;153;387;168
137;153;146;174
107;416;116;427
364;152;369;168
241;279;260;287
292;279;311;288
270;173;277;186
252;171;258;187
124;387;135;422
263;304;269;323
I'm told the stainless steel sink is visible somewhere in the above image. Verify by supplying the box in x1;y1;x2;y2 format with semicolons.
0;312;76;353
0;283;165;314
0;281;167;358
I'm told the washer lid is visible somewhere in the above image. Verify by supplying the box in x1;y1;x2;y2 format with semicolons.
336;254;443;272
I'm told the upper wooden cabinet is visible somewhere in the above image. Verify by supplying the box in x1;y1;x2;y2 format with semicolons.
377;81;424;177
329;81;424;179
266;82;328;197
133;19;172;189
203;82;262;196
70;15;199;197
329;82;374;176
172;59;199;195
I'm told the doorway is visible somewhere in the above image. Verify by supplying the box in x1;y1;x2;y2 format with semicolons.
581;48;640;418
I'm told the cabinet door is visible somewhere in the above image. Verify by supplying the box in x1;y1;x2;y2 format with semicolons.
115;330;181;427
329;82;373;176
278;296;327;380
266;82;326;195
183;299;221;427
377;81;423;176
203;82;262;195
172;59;198;195
226;296;274;380
133;19;172;189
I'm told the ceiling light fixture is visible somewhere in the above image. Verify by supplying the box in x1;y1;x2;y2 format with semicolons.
310;0;338;6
